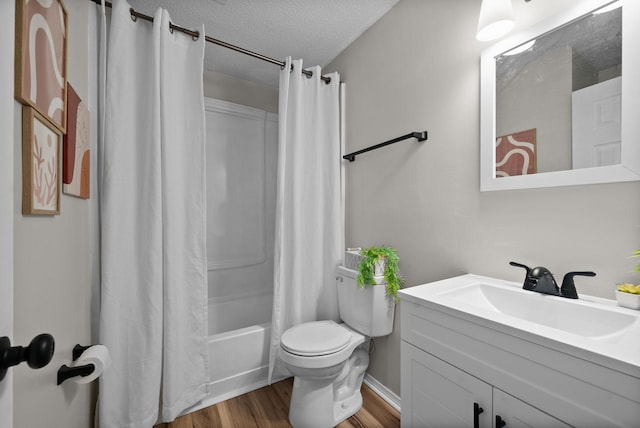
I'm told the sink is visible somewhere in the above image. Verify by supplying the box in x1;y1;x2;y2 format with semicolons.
399;274;640;369
438;282;636;338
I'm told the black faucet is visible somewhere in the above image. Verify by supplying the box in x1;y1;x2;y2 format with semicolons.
509;261;596;299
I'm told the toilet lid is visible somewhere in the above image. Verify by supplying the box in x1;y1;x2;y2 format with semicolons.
281;320;351;356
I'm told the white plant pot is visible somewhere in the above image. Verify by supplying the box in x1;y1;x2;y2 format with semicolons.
615;290;640;310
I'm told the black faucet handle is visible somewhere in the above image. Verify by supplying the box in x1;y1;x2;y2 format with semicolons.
509;261;536;290
560;271;596;299
509;261;531;274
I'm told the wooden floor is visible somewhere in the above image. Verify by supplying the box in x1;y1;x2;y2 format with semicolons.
156;378;400;428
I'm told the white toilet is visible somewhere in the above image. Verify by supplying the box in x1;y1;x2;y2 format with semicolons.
280;266;395;428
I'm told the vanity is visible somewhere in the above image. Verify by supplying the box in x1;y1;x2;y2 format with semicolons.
398;274;640;427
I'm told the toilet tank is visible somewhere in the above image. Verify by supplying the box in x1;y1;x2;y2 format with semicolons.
337;266;395;337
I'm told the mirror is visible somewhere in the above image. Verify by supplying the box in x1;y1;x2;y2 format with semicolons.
480;0;640;191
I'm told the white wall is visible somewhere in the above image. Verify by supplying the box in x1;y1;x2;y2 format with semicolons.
327;0;640;396
12;0;93;426
0;1;16;426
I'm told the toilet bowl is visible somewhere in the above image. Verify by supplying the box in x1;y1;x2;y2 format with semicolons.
280;320;367;428
279;266;395;427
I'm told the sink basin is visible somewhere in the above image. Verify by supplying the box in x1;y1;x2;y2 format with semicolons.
438;282;636;338
399;274;640;370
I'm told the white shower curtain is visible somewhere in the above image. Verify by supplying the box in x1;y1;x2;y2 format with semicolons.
268;58;345;383
98;0;208;426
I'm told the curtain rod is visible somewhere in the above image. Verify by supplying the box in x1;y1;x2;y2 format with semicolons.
91;0;331;83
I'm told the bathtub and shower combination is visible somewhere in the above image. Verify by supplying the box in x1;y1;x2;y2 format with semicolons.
194;97;278;409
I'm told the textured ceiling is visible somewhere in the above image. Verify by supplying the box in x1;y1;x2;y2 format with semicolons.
130;0;399;87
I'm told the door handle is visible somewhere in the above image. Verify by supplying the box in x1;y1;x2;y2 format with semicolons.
0;334;55;382
473;402;484;428
496;415;506;427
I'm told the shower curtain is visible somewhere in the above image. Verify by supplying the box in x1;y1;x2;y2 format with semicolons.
268;58;345;382
98;0;208;425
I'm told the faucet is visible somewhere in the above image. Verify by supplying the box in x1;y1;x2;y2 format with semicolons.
509;261;596;299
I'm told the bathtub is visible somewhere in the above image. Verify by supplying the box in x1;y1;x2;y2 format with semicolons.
187;290;273;413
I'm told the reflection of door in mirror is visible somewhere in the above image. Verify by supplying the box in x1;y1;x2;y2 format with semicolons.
495;4;622;175
572;76;621;169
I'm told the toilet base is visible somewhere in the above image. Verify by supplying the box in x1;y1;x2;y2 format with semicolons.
287;340;370;428
289;375;337;428
333;390;363;425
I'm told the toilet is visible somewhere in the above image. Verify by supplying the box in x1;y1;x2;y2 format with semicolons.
280;266;395;428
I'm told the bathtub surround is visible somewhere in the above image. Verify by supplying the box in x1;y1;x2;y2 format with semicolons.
97;0;208;425
202;98;277;406
268;58;345;383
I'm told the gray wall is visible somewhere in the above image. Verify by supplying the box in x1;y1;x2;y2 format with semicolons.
204;69;278;113
327;0;640;396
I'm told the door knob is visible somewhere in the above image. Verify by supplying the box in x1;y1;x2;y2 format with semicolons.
0;333;55;382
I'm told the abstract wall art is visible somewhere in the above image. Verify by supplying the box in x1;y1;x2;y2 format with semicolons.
496;128;537;177
63;83;90;199
15;0;68;133
22;106;61;215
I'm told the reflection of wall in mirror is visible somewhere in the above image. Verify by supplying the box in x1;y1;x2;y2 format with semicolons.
496;47;572;174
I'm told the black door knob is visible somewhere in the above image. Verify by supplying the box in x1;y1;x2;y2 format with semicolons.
0;333;55;382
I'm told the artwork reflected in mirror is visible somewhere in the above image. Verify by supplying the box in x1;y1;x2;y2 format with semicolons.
495;2;621;176
496;129;537;177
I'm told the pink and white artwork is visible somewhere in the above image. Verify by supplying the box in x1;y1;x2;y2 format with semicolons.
15;0;68;133
495;129;537;177
22;106;61;215
63;83;90;199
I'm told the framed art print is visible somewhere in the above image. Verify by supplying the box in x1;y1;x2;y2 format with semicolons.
15;0;68;133
63;83;90;199
22;106;61;215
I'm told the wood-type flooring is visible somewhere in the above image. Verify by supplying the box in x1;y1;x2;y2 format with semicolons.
155;378;400;428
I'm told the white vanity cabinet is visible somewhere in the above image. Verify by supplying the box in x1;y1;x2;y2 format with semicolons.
402;342;570;428
399;275;640;428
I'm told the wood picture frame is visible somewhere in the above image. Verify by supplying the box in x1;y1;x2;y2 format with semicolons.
22;106;61;215
15;0;68;134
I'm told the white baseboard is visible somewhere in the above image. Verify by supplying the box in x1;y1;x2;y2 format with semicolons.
363;373;401;413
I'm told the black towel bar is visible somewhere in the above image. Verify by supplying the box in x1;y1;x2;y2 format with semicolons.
343;131;428;162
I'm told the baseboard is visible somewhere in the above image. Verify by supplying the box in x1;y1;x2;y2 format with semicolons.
363;373;401;412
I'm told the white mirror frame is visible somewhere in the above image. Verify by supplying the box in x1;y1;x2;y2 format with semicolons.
480;0;640;191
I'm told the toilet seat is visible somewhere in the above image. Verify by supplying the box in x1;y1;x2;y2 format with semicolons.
281;320;351;356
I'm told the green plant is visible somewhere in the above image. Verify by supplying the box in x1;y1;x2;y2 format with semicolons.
356;246;404;301
617;283;640;294
633;249;640;273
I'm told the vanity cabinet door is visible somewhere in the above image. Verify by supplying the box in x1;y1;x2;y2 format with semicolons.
493;389;571;428
401;342;492;428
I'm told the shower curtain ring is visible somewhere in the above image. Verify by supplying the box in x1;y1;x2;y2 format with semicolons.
129;8;137;22
192;30;200;41
290;64;294;73
169;23;174;34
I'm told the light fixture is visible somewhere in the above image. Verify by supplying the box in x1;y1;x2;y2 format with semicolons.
476;0;515;41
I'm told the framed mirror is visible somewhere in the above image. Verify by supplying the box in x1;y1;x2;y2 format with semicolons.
480;0;640;191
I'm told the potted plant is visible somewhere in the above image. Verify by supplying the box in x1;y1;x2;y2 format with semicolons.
355;246;404;301
616;249;640;309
